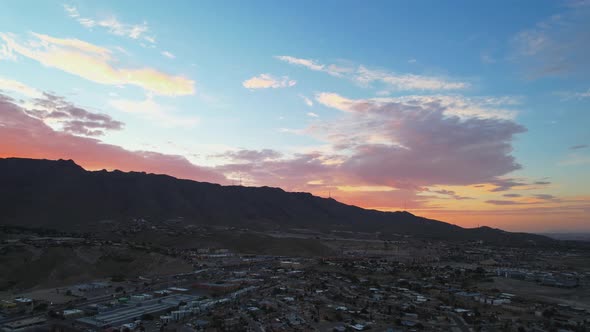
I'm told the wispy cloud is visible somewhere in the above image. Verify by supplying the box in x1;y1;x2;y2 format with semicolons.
355;66;469;91
275;55;354;77
557;88;590;100
0;76;43;98
511;3;590;78
211;149;282;163
276;55;469;91
486;193;560;206
63;4;156;44
275;55;326;71
242;74;296;89
503;193;522;198
0;41;16;61
300;94;313;107
0;32;194;96
161;51;176;59
570;144;588;150
307;112;319;118
486;199;526;205
430;189;474;200
534;194;557;200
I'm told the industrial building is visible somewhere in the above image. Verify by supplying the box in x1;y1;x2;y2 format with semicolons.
76;294;198;329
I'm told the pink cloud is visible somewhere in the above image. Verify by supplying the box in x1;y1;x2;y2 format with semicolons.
312;94;526;188
27;92;123;136
212;94;528;211
0;94;225;183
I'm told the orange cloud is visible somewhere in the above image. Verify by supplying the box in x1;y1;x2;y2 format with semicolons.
0;32;194;96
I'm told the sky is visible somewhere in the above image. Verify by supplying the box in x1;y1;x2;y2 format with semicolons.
0;0;589;233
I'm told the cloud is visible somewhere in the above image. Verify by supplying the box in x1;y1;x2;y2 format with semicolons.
534;194;557;200
27;92;124;136
216;151;336;188
0;32;194;96
0;77;43;98
300;94;313;107
486;194;560;206
315;93;356;112
161;51;176;59
486;178;550;192
0;94;224;183
316;92;518;120
503;193;521;198
355;66;469;91
275;55;326;71
0;40;16;61
214;149;443;211
0;78;122;136
109;95;199;128
276;55;468;91
315;93;525;188
63;4;155;44
242;74;296;89
213;92;526;211
555;88;590;100
570;144;588;150
430;189;474;200
307;112;319;118
486;200;526;205
511;4;590;77
213;149;282;163
488;178;528;192
275;55;354;77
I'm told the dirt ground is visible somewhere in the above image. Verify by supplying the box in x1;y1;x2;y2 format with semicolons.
478;277;590;310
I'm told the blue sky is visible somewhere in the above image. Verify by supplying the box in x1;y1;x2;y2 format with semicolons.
0;0;589;231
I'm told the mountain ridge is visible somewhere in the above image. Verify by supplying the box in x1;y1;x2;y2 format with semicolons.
0;157;552;245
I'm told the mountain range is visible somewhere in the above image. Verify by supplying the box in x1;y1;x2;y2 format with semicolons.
0;157;553;245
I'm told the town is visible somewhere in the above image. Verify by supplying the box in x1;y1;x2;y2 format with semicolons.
1;224;589;332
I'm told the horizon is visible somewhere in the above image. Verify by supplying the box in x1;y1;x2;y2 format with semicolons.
1;1;589;233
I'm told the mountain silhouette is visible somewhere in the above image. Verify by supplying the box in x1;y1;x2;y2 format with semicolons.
0;157;552;245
